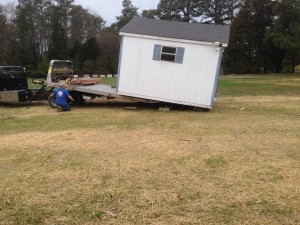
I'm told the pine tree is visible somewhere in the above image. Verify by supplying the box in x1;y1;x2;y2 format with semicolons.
202;0;243;24
222;0;274;73
202;0;228;24
114;0;138;31
225;0;243;23
157;0;202;22
15;0;40;68
0;6;7;64
265;0;300;72
15;0;54;67
141;9;158;19
70;5;105;46
0;4;19;65
48;11;68;60
80;38;100;62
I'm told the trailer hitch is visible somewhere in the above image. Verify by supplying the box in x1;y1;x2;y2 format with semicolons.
28;79;48;102
32;79;45;85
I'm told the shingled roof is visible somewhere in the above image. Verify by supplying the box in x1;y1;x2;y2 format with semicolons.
120;17;230;44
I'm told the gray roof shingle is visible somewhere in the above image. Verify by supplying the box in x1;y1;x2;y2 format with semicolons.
120;17;230;44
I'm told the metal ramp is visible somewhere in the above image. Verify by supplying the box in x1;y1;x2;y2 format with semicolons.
72;84;117;97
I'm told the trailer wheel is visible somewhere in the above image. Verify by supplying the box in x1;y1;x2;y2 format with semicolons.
48;95;57;108
72;93;85;105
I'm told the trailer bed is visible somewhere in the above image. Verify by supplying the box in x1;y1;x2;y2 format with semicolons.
72;84;117;97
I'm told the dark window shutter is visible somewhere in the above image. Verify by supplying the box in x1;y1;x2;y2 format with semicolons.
153;45;161;61
175;47;185;64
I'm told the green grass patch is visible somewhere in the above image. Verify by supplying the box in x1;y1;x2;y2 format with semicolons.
101;77;117;86
217;74;300;96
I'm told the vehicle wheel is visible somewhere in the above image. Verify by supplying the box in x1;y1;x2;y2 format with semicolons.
72;93;85;105
48;95;57;108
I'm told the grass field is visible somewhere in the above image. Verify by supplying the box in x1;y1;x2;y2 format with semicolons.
1;74;300;224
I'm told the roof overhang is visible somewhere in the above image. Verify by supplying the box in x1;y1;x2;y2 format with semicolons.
119;32;228;47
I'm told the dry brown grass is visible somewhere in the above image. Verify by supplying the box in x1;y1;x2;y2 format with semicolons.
0;95;300;224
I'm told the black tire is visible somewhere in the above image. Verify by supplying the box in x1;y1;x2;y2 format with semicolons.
48;95;57;108
72;93;85;105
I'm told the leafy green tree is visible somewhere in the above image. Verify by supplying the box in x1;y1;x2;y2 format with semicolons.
69;40;81;65
157;0;182;21
70;5;105;46
157;0;203;22
69;38;100;73
141;9;158;19
34;0;52;57
4;0;109;73
0;5;6;26
15;0;53;67
222;0;274;73
15;0;41;68
69;5;85;44
226;0;243;23
48;10;68;60
202;0;228;24
53;0;74;31
80;37;100;62
0;5;7;64
3;8;18;65
83;11;105;39
97;30;119;74
82;59;95;75
202;0;242;24
114;0;139;31
0;5;5;22
265;0;300;72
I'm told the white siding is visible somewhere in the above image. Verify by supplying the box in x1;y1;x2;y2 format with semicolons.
117;35;220;108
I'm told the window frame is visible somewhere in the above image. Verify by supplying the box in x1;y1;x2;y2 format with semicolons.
153;44;185;64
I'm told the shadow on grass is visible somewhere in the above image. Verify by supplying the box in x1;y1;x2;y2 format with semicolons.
0;98;211;112
72;100;211;112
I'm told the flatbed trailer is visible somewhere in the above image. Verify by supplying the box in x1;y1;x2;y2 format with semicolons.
47;83;119;108
45;59;119;107
0;61;156;107
46;60;159;108
73;84;117;98
1;60;161;107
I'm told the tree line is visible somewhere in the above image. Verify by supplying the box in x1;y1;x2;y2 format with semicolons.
0;0;299;77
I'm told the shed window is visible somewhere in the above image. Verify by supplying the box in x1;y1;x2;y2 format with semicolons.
153;45;185;64
161;46;176;62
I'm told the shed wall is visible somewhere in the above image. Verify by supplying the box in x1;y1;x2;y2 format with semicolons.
117;35;221;108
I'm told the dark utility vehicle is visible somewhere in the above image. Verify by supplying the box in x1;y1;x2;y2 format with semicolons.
0;66;49;103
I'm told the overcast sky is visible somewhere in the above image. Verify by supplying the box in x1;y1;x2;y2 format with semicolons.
0;0;160;25
76;0;160;25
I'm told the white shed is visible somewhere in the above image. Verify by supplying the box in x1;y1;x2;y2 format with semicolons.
117;18;230;109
